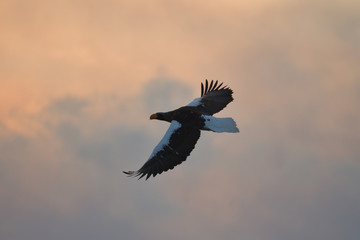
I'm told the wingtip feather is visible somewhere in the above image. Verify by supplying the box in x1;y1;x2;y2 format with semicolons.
123;170;133;175
213;80;218;90
215;82;223;90
208;80;213;91
123;170;142;179
205;79;208;94
201;80;232;96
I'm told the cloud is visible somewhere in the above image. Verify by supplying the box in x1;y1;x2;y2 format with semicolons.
142;75;193;112
1;0;360;240
46;96;89;116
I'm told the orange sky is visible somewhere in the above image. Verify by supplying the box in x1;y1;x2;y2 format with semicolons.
1;0;360;239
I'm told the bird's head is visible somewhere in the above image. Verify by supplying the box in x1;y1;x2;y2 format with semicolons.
150;112;168;121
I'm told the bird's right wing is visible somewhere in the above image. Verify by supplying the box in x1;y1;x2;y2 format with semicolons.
187;79;234;115
123;120;201;180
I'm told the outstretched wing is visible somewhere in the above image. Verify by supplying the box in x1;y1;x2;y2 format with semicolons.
187;79;234;115
123;121;201;180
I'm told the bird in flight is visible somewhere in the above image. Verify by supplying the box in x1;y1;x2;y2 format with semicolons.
123;80;239;180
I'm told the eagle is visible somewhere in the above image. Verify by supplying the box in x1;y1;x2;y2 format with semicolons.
123;80;239;180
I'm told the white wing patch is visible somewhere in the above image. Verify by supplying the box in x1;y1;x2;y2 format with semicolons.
187;97;202;107
202;115;239;133
147;120;182;161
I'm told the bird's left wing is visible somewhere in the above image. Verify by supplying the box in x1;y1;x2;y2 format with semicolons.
123;120;201;180
187;80;234;115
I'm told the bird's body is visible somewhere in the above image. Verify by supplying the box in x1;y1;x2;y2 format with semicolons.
151;107;205;129
124;80;239;179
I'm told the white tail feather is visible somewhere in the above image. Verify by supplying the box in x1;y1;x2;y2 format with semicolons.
203;115;239;133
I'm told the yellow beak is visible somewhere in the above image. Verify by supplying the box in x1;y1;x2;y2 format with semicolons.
150;113;157;120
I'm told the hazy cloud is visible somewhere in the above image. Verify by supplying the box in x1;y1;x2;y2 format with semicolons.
142;76;193;112
1;0;360;240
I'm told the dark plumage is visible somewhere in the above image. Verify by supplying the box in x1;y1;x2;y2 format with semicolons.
123;80;239;180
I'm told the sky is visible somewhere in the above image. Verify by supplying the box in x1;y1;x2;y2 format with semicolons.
1;0;360;239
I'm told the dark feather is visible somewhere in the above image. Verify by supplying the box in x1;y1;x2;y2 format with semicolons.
212;80;218;90
195;80;234;115
124;123;201;180
201;82;204;97
215;82;223;90
208;80;213;92
205;79;208;95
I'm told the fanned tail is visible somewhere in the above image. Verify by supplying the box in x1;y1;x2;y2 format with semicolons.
203;115;239;133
